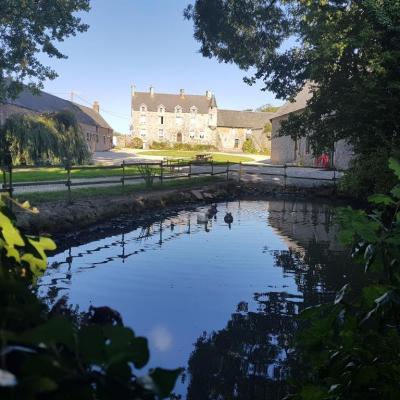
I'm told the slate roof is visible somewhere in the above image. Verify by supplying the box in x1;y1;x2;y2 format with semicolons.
6;87;112;129
74;103;112;129
270;83;313;120
132;91;216;114
217;109;274;129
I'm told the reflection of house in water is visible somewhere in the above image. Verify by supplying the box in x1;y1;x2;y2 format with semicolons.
267;199;343;253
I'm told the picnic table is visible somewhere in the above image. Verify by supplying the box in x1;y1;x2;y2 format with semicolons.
195;153;213;162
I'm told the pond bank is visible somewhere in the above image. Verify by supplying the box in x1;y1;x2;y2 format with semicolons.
15;181;350;235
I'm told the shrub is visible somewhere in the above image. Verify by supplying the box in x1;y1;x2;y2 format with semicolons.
292;158;400;399
150;141;171;150
339;148;399;199
242;138;257;154
131;136;143;149
150;142;217;151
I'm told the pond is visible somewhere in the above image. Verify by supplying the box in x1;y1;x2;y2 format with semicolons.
38;199;361;399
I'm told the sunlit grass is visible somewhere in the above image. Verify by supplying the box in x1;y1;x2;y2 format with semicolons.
137;150;253;163
10;165;143;183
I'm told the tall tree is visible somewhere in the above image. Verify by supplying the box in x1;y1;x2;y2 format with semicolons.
0;0;90;100
185;0;400;193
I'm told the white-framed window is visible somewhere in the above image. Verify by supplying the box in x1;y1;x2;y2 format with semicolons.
140;104;147;112
208;112;214;124
189;130;195;139
158;105;165;114
159;116;164;125
234;138;239;148
140;128;147;137
158;128;164;138
199;131;205;139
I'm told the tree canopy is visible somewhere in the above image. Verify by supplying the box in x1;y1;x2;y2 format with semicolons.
0;0;90;101
185;0;400;191
256;104;280;113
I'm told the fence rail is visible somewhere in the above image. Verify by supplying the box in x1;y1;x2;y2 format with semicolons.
0;160;340;203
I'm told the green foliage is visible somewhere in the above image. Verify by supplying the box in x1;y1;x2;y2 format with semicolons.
137;164;158;188
0;111;91;166
150;141;217;151
339;149;399;198
0;196;181;398
0;0;90;101
185;0;400;194
291;159;400;399
257;104;280;113
131;136;144;149
242;138;257;154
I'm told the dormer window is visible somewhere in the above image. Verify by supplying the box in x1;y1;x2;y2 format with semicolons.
175;106;183;126
190;106;197;127
140;104;147;113
158;105;165;114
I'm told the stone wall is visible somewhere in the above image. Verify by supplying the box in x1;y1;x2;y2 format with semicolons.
271;113;352;169
80;122;113;152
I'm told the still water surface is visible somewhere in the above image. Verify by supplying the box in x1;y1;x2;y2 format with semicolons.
38;200;358;399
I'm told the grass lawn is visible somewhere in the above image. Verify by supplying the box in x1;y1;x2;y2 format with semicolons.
8;165;145;183
137;150;253;163
15;176;223;205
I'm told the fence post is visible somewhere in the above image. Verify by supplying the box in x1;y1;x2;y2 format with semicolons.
211;160;214;176
189;161;192;179
160;161;163;184
238;162;242;182
66;163;72;204
8;164;13;199
122;160;126;189
226;162;230;181
333;166;337;193
283;164;287;189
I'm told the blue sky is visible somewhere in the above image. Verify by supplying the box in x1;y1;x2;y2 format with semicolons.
41;0;283;133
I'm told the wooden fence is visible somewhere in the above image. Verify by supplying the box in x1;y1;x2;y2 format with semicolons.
1;160;339;203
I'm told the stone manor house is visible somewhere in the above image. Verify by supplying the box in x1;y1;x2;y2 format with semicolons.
130;86;273;151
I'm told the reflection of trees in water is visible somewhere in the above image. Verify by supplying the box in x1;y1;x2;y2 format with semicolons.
187;238;362;399
187;291;298;400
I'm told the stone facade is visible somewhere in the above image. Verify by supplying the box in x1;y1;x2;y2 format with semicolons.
130;87;272;152
0;88;113;153
270;86;353;170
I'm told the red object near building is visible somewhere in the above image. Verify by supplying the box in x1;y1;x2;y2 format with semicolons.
316;153;330;168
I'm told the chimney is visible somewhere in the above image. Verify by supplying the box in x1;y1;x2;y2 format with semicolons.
93;101;100;113
180;89;185;99
131;84;135;97
150;86;155;97
206;90;212;99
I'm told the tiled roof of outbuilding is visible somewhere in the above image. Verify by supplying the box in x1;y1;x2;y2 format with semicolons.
133;91;216;114
270;83;313;120
6;87;112;129
217;109;274;129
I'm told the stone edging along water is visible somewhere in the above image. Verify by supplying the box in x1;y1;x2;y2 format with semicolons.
15;182;341;235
